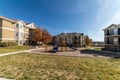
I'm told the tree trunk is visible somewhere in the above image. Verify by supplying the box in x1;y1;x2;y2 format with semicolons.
65;46;67;51
61;47;63;51
61;45;63;52
45;43;48;51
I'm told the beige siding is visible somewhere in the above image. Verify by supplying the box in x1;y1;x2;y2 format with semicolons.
0;19;2;41
0;19;2;27
2;19;15;29
24;27;29;33
0;29;2;38
23;26;29;40
2;29;15;38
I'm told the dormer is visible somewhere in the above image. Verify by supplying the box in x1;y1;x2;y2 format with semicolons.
26;23;36;29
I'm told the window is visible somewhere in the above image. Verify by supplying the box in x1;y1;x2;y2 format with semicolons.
20;25;22;28
16;32;18;36
24;34;28;38
26;27;29;31
20;41;22;45
114;28;118;35
21;33;23;37
118;38;120;45
106;30;109;36
118;28;120;35
74;36;77;39
106;37;109;44
72;37;74;40
16;24;19;27
114;38;118;45
109;29;114;35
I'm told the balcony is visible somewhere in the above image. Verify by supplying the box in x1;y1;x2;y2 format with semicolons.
106;31;120;37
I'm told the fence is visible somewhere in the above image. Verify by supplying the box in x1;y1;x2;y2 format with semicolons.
105;44;120;52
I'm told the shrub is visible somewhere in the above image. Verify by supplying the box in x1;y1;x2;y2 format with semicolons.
0;42;7;47
0;42;17;47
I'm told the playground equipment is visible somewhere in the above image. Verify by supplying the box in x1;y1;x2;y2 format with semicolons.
66;42;77;50
50;42;77;53
51;42;58;53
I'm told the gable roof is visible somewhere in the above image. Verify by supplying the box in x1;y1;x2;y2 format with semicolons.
103;24;118;30
0;16;16;22
0;16;37;29
26;23;37;29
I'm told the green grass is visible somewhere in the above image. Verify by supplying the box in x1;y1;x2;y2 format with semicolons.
0;53;119;80
0;46;29;54
92;47;103;51
86;46;103;51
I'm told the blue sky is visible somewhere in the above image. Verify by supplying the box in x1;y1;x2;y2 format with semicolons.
0;0;120;41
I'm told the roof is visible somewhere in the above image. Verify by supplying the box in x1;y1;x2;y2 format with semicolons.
103;24;118;30
0;16;37;29
53;32;84;37
26;23;37;29
0;16;16;22
26;23;31;25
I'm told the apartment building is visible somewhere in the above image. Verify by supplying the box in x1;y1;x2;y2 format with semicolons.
103;24;120;52
0;16;36;45
53;32;85;47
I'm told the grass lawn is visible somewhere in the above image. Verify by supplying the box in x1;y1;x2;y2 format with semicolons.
86;46;103;51
0;46;29;54
92;47;103;51
0;53;119;80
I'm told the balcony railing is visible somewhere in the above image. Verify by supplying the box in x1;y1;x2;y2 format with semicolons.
106;32;120;36
105;44;120;52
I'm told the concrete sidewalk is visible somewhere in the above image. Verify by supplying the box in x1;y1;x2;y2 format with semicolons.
0;50;29;57
0;78;15;80
0;48;44;57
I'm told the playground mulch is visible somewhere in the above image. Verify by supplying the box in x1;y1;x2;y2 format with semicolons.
29;48;107;58
28;47;120;58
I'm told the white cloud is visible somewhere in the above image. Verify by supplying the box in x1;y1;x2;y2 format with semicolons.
98;0;120;28
92;0;120;41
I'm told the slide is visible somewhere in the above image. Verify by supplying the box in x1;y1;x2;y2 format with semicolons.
51;43;58;53
66;43;77;50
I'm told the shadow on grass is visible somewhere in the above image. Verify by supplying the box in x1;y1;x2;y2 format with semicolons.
80;49;120;58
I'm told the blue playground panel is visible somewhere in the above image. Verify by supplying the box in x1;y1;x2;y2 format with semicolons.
51;43;58;53
51;42;77;53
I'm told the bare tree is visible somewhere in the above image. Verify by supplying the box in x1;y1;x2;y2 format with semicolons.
59;38;66;51
84;35;91;46
41;28;52;51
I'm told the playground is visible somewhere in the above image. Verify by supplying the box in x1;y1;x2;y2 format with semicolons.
29;48;120;58
30;49;105;58
29;41;120;58
49;42;78;53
